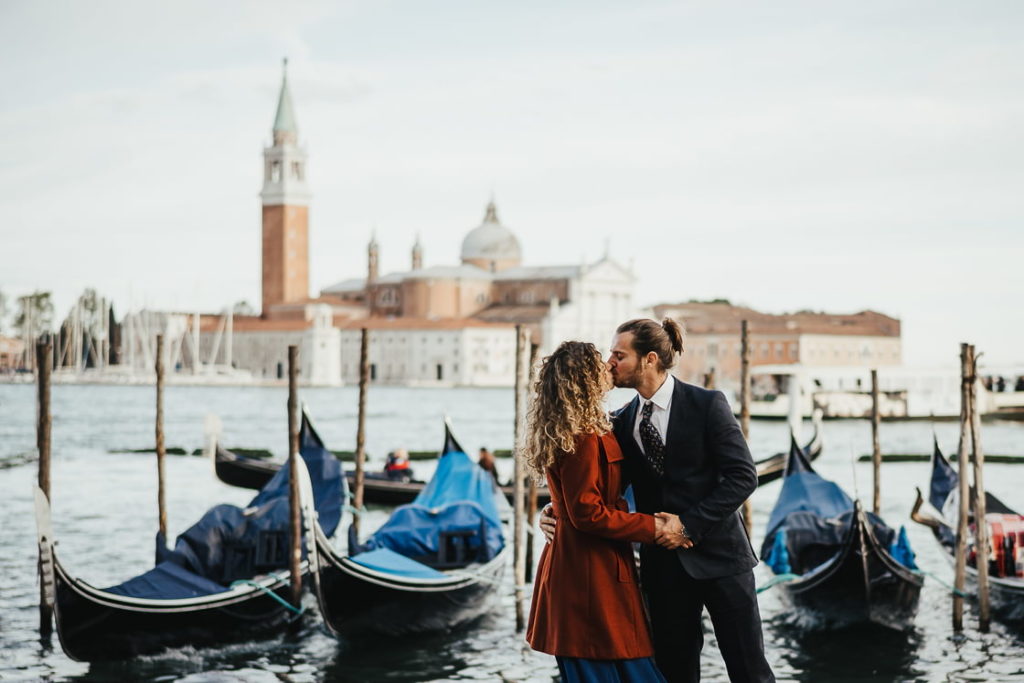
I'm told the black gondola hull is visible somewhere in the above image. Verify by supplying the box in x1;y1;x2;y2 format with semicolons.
214;448;550;506
931;528;1024;629
52;554;295;662
314;536;506;636
779;512;923;631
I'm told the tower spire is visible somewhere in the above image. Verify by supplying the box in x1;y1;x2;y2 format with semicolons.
272;57;298;145
412;232;423;270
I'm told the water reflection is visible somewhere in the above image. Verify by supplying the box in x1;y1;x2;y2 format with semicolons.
769;620;921;682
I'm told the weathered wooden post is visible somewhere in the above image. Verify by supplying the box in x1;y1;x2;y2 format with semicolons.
525;342;539;583
36;339;53;638
740;321;753;535
513;325;531;631
967;344;991;631
353;328;370;536
155;334;167;541
952;343;972;631
871;369;881;516
287;345;302;609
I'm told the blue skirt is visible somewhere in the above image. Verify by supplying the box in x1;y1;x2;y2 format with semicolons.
556;656;666;683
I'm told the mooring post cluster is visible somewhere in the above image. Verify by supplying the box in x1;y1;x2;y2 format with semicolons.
36;338;53;639
952;342;992;633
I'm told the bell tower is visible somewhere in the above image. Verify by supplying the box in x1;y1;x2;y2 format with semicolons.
261;58;310;315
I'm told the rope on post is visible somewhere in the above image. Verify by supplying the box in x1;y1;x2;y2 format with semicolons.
912;569;970;599
230;579;305;616
755;573;800;594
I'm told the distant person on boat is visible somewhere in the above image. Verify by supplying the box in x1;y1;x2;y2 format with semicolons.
384;449;413;482
541;318;775;683
1016;376;1024;393
477;447;498;483
525;340;673;683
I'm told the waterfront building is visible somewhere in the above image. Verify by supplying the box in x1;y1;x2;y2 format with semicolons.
0;336;25;372
191;61;640;386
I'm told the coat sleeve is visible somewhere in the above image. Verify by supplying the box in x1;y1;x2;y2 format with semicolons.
679;391;758;543
557;434;656;544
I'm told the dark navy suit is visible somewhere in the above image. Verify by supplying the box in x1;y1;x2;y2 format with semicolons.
613;378;774;683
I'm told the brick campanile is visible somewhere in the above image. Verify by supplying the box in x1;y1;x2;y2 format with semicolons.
260;58;310;315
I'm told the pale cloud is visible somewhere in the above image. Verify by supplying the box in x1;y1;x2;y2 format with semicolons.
0;0;1021;367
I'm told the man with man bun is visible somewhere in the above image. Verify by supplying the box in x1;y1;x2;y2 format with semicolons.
542;318;774;682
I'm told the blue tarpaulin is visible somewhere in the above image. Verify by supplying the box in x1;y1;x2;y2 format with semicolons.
764;470;854;546
104;411;343;600
350;548;449;579
356;432;505;570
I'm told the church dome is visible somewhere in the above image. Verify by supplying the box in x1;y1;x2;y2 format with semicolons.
460;201;522;271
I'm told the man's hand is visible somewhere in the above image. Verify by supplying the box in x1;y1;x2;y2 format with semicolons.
539;503;557;543
655;512;694;550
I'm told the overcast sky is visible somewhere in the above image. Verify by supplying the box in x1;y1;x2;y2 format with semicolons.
1;1;1021;367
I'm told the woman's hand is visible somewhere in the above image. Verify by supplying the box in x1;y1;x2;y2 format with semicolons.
539;503;557;542
654;512;694;550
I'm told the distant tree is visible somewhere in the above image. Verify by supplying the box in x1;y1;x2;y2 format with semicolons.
13;291;55;341
233;300;256;316
64;288;112;368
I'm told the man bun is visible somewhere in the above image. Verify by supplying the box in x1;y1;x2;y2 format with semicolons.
662;317;684;356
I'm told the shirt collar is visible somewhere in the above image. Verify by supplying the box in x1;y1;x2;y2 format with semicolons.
644;374;673;411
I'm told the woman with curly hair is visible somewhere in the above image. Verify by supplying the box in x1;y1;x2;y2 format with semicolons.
525;340;675;682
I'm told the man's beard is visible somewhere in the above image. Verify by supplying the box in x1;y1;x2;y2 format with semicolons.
613;364;643;389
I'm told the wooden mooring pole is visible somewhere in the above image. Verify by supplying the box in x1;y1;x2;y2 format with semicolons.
740;321;753;536
287;345;302;609
871;369;881;516
967;344;991;632
155;334;168;542
353;329;370;536
36;339;53;638
952;343;971;631
512;325;531;631
525;342;539;583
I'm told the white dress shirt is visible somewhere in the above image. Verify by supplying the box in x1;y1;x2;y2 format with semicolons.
632;374;674;454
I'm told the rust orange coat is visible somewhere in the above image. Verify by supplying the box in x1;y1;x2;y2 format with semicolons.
526;432;657;659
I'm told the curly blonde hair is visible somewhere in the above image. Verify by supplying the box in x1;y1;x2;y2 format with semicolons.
524;341;612;478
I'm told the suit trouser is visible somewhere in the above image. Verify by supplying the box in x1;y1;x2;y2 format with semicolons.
640;547;774;683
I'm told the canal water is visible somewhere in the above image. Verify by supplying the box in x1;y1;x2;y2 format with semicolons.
1;383;1023;681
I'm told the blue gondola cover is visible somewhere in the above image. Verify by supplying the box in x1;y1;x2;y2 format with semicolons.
104;411;343;600
359;444;505;566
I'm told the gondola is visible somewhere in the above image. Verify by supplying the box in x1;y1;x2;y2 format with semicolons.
760;437;923;630
754;409;824;486
910;440;1024;626
311;420;509;636
35;410;342;661
214;442;551;507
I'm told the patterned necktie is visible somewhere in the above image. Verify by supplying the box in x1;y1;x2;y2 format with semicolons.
639;401;665;476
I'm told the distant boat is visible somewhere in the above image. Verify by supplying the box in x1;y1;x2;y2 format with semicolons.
753;410;823;486
311;420;509;635
34;409;342;661
214;441;552;507
910;440;1024;627
760;437;923;630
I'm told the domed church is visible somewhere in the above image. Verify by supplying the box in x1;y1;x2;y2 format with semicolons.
219;61;641;387
320;197;638;361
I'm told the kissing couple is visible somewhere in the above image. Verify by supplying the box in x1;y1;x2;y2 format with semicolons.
523;318;775;683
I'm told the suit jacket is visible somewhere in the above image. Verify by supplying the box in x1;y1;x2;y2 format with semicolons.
613;377;758;579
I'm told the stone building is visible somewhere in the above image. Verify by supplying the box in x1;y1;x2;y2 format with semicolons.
190;61;639;386
653;301;902;396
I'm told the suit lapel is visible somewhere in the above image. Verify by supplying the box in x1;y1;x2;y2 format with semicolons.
665;377;689;450
614;395;642;461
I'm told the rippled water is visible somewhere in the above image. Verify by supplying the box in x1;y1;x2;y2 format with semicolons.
1;383;1023;682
